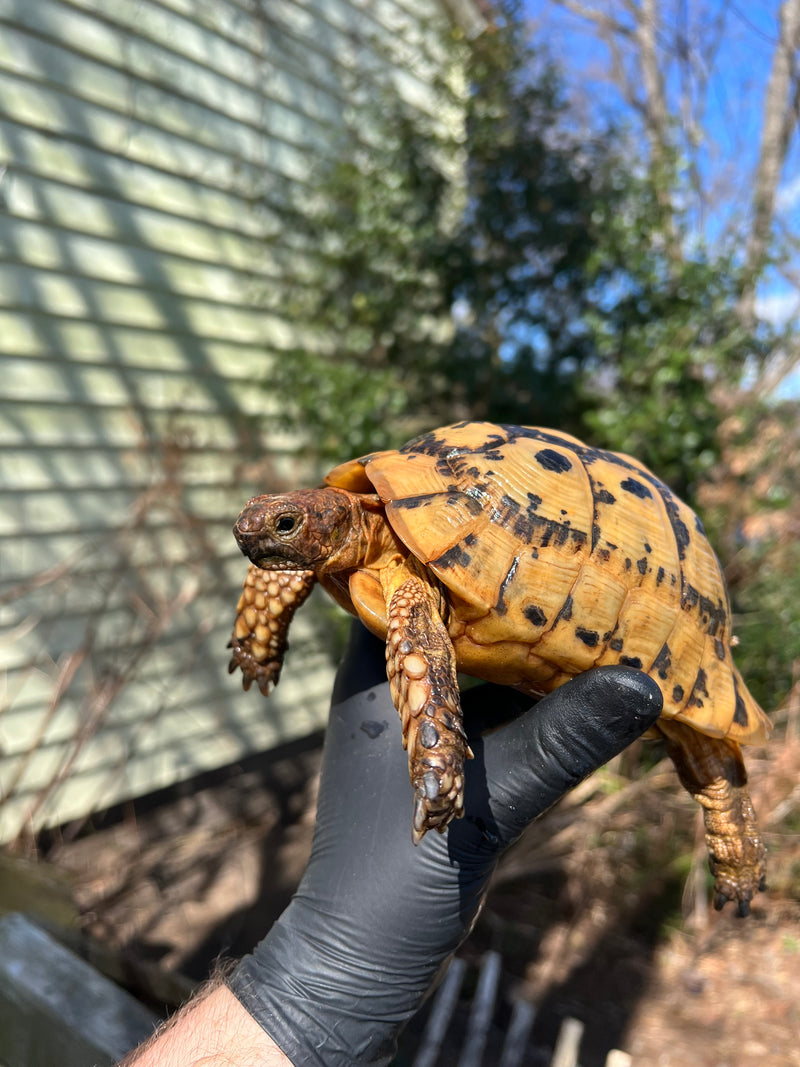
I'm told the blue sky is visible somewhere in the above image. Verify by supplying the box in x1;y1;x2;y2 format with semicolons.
525;2;800;393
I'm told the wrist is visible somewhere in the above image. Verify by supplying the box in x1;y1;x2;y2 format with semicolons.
228;908;417;1067
119;984;291;1066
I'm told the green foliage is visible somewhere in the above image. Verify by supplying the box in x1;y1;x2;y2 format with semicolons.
270;4;627;460
268;2;782;503
579;165;768;497
728;540;800;712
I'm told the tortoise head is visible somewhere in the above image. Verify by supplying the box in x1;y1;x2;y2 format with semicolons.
233;487;361;572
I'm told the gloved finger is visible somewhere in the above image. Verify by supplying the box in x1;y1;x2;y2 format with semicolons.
328;623;662;847
450;666;664;853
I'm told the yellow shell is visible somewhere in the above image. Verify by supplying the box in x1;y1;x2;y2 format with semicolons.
326;421;770;747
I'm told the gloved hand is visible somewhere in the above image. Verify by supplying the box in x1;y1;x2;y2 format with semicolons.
228;623;662;1066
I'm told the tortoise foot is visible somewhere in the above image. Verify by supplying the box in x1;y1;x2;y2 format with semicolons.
229;564;316;695
383;569;471;843
658;719;766;914
706;800;767;915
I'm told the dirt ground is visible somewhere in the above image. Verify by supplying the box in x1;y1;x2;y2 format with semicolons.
31;727;800;1067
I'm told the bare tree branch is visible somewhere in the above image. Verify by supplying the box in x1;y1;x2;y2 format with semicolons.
740;0;800;325
637;0;670;148
554;0;634;39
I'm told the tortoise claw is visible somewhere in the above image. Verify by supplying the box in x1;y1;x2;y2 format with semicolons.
411;778;463;844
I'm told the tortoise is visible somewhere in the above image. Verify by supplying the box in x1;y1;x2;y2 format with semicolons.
229;421;771;913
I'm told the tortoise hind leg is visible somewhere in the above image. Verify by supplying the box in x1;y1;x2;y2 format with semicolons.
381;558;472;843
656;718;766;915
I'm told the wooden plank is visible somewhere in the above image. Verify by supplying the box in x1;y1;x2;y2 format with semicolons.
0;913;158;1066
458;951;502;1067
551;1017;584;1067
499;1000;537;1067
605;1052;633;1067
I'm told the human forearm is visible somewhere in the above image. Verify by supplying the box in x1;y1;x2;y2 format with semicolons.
118;982;292;1067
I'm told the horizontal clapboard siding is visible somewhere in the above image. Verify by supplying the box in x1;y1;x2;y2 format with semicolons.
0;0;480;840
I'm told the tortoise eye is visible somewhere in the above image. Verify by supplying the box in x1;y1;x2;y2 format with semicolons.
275;514;298;534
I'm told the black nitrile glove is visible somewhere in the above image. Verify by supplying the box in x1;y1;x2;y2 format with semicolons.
228;623;663;1066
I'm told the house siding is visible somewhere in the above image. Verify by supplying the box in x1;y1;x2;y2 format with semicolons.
0;0;480;840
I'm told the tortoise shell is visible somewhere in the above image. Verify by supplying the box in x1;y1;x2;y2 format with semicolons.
324;421;769;745
231;421;770;911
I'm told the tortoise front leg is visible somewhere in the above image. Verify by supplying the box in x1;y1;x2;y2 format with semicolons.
229;563;316;695
381;559;472;844
656;718;766;915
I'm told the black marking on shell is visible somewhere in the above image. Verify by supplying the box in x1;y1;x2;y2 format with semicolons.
636;557;648;576
388;429;728;672
531;514;584;549
714;638;726;661
434;543;472;569
695;514;706;535
400;431;452;457
556;595;574;623
587;472;611;552
620;477;652;499
391;492;433;510
535;448;572;473
688;667;709;708
495;557;519;615
700;595;726;636
575;627;599;647
609;637;624;652
682;583;699;609
672;684;685;703
644;541;652;553
463;482;491;507
512;512;535;541
653;643;672;680
659;489;691;561
620;655;643;668
681;584;727;636
524;604;548;627
733;680;749;727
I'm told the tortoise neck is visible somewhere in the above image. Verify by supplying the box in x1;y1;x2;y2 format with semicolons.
321;491;401;574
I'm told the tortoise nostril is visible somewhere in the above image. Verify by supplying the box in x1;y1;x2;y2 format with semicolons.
235;506;266;535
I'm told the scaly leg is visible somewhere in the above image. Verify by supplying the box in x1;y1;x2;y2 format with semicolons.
381;558;472;843
657;718;766;915
228;563;316;695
